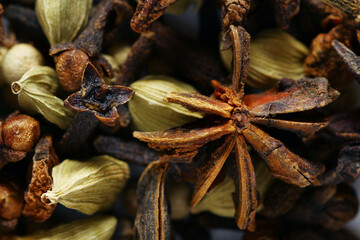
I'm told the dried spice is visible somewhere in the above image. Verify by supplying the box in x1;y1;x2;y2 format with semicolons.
23;136;59;223
129;75;203;131
322;0;360;19
7;215;117;240
320;145;360;185
260;180;303;217
49;0;114;92
191;176;235;218
115;32;155;86
131;0;177;33
0;175;23;231
303;22;355;90
94;135;158;166
59;111;99;154
152;23;227;88
221;0;250;32
2;112;40;152
332;39;360;83
0;43;44;85
134;25;339;230
286;184;358;230
221;29;309;89
64;63;134;127
11;66;75;129
36;0;92;46
41;155;130;215
274;0;300;29
135;161;170;240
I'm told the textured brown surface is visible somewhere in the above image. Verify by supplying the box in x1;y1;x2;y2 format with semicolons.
23;136;59;222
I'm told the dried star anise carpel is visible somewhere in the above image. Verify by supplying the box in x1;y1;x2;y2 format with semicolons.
134;25;339;231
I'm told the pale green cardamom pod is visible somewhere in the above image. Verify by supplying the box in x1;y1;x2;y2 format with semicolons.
41;155;130;215
11;66;75;129
36;0;92;46
129;75;203;132
0;44;44;85
221;29;309;89
191;176;235;217
17;216;117;240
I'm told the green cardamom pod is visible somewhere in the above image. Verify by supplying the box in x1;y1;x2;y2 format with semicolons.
11;66;75;129
36;0;92;46
129;75;203;132
15;216;117;240
221;29;309;89
0;44;44;85
41;155;130;215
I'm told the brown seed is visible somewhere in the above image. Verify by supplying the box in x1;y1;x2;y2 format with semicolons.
2;113;40;152
55;49;91;92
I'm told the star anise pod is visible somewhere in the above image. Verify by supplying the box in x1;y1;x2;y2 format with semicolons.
133;25;339;231
64;63;134;127
332;39;360;84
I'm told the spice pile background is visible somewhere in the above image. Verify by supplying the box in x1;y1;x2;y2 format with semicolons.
0;0;360;239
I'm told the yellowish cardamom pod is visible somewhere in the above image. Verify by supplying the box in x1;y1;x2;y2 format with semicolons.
191;176;235;217
11;66;75;129
0;44;44;85
221;29;309;89
16;216;117;240
41;155;130;215
129;75;203;132
36;0;92;46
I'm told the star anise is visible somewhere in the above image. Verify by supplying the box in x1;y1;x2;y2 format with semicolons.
64;63;134;127
133;25;339;231
332;39;360;84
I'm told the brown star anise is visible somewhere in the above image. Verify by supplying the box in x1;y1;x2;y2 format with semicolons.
64;63;134;127
133;25;339;231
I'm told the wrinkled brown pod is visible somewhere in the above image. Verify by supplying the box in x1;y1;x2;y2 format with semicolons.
23;136;59;222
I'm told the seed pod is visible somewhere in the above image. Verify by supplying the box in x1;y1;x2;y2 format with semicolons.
13;216;117;240
11;66;75;129
221;29;309;89
41;155;130;215
191;176;236;217
35;0;92;46
0;44;44;85
2;113;40;152
129;75;203;132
